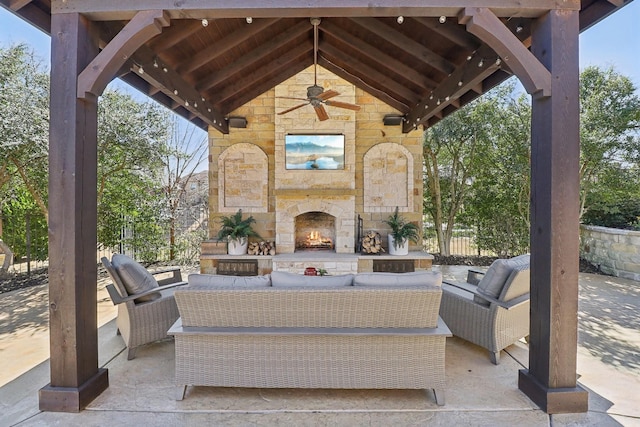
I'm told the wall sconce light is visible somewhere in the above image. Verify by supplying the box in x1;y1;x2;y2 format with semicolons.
228;116;248;128
383;114;404;126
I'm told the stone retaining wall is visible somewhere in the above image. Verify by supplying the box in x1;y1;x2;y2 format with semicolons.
580;224;640;281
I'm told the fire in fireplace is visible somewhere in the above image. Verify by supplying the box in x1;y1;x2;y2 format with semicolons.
295;212;336;251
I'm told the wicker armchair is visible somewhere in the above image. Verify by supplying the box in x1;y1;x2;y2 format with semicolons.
439;256;530;364
101;255;187;360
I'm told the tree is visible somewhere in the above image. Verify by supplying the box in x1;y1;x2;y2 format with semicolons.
96;90;171;261
579;66;640;218
0;44;49;222
158;117;208;260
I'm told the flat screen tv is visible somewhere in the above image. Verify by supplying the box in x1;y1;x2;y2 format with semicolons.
285;134;345;170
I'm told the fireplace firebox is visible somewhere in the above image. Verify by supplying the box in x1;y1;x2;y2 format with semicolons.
295;212;335;251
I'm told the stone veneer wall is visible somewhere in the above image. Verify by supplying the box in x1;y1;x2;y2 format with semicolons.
581;224;640;281
205;65;424;260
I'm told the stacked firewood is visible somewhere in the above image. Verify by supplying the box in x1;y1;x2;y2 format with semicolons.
361;231;385;254
247;241;276;256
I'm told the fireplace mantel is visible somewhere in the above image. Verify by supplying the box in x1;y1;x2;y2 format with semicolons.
275;188;356;197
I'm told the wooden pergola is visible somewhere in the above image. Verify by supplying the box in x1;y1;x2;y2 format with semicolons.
1;0;633;414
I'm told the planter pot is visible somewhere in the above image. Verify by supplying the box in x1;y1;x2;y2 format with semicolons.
227;238;248;255
388;235;409;256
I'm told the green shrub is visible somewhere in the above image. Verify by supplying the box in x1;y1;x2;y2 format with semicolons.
581;199;640;230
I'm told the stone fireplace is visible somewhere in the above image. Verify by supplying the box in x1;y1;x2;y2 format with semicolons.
201;65;431;274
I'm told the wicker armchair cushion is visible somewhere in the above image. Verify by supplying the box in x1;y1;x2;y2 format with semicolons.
188;274;271;288
111;254;161;302
353;271;442;287
271;271;354;287
477;254;530;300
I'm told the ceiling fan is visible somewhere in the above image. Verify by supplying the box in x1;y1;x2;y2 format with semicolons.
277;18;361;121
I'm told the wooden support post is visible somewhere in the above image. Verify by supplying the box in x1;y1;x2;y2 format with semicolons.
39;12;109;412
518;9;588;414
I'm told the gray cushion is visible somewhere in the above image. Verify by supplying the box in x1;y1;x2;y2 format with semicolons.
271;271;354;287
111;254;160;303
477;254;530;300
353;271;442;287
188;274;272;288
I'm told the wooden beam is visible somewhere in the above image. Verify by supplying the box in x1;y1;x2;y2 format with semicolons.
77;10;170;98
177;18;279;74
403;45;499;132
129;51;229;133
460;7;551;97
318;58;409;112
211;41;312;105
0;0;51;33
518;9;588;414
349;17;455;75
320;21;437;91
320;42;421;106
39;12;108;412
52;1;581;20
196;19;310;92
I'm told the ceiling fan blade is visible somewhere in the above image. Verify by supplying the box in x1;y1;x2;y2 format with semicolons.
324;100;361;111
278;103;309;115
317;89;340;100
314;104;329;121
276;96;310;101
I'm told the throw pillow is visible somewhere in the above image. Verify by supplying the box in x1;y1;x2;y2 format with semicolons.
477;254;530;300
188;274;272;287
270;270;354;287
111;254;161;303
353;271;442;287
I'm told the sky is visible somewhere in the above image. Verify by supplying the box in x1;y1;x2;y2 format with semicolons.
0;3;638;104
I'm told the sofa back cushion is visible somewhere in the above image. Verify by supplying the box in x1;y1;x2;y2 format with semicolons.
110;254;161;303
353;271;442;287
188;274;271;288
477;254;530;300
271;270;353;287
175;286;442;328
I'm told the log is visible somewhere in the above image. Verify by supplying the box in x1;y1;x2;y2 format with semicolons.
361;231;384;254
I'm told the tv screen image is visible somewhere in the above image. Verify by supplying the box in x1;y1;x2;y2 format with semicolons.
285;134;345;170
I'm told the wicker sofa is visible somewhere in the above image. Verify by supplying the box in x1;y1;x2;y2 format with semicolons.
169;271;450;405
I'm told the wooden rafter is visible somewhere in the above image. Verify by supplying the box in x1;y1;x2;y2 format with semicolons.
222;60;310;113
148;20;203;52
177;18;280;74
318;58;409;112
211;41;312;106
403;45;500;132
412;16;480;51
320;42;421;107
460;7;551;97
320;21;438;91
349;17;456;75
77;10;170;98
9;0;31;11
196;20;310;92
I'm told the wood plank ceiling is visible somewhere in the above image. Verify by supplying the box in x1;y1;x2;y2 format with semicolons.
0;0;633;133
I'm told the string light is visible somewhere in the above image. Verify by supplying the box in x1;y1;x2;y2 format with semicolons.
185;100;190;107
495;58;502;65
478;59;484;67
439;16;446;24
516;25;523;33
246;17;253;24
163;67;168;73
137;66;144;74
458;81;463;87
397;16;404;24
153;59;159;68
173;89;179;95
201;19;209;27
445;96;450;101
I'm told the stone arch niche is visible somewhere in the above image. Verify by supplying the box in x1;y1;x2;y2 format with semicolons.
363;143;413;212
218;143;268;213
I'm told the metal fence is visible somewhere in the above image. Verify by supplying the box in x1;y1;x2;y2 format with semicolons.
423;227;497;257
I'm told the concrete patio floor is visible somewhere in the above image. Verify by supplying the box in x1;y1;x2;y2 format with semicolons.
1;266;638;426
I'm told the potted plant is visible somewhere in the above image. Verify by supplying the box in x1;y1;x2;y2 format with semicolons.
216;209;261;255
384;207;420;256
